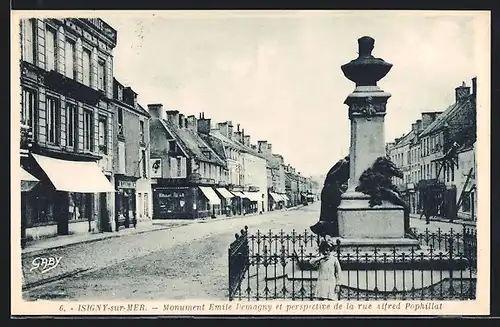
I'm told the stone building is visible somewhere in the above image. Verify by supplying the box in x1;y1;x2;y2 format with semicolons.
148;106;228;219
386;78;477;221
285;165;299;207
234;127;268;214
418;79;477;221
19;18;116;242
109;78;151;230
198;119;246;216
257;141;287;211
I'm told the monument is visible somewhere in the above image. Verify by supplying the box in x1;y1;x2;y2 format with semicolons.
332;36;418;250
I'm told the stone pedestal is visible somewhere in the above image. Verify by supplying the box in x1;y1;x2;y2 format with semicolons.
334;36;416;250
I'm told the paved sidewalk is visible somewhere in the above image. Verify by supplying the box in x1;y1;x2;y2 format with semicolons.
410;215;476;234
22;221;186;256
22;205;306;255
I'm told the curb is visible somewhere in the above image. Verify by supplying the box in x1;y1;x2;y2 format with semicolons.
22;268;90;291
22;225;179;257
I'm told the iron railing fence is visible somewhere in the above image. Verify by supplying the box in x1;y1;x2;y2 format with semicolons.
228;225;477;301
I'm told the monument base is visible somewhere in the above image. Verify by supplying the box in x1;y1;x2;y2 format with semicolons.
337;191;405;239
330;191;420;251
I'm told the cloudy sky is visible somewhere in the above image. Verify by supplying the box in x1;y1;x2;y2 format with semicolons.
101;11;486;177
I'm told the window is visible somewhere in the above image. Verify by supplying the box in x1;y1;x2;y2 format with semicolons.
46;97;60;144
66;103;78;147
65;40;76;79
140;120;145;143
98;115;107;154
23;19;36;64
117;108;124;135
168;140;176;153
45;27;56;71
83;109;93;151
82;48;91;86
142;150;147;178
21;88;37;129
97;59;105;91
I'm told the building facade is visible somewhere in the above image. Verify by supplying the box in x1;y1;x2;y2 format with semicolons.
110;78;151;230
386;78;477;221
257;141;286;211
148;106;228;219
19;18;117;242
200;120;246;216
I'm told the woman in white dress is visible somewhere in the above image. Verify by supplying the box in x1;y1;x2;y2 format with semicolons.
310;240;342;300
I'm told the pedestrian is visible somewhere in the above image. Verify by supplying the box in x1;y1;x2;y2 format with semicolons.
310;240;342;300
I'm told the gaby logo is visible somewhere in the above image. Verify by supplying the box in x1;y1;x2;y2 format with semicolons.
30;256;62;273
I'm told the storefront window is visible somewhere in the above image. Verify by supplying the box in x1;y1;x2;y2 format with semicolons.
69;192;93;221
156;189;187;215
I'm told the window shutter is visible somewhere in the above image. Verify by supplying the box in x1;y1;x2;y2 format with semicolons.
170;157;177;178
181;157;187;177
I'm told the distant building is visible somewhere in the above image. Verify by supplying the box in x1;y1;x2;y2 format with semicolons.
199;120;245;216
234;127;268;214
257;141;287;211
148;106;228;219
19;18;117;242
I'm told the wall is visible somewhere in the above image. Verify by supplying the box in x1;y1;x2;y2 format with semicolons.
243;152;268;212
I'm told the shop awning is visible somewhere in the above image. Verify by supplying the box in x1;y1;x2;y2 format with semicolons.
32;154;115;193
215;187;234;200
269;192;281;201
244;191;263;202
198;186;222;205
280;194;290;201
231;191;249;199
20;166;39;192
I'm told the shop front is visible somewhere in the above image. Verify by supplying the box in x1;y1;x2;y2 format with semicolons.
152;183;193;219
241;191;263;214
198;186;222;218
115;177;138;230
214;187;235;216
22;153;115;242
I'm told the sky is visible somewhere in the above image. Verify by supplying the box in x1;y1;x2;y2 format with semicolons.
98;11;486;177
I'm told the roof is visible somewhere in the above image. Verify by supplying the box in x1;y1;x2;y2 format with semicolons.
199;133;227;161
419;95;475;138
209;130;266;160
159;119;227;167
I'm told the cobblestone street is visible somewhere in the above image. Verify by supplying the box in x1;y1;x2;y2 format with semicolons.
22;203;470;301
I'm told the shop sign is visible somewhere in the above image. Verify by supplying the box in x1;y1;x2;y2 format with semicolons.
150;158;162;178
118;180;136;189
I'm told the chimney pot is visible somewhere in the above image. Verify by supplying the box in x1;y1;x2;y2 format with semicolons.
148;104;166;120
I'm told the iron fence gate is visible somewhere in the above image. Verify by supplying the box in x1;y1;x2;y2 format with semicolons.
228;225;477;301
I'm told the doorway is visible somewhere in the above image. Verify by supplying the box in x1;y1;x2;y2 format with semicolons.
100;193;109;232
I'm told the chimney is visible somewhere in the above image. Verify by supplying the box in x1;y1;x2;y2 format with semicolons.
178;113;185;128
148;104;166;120
166;110;180;126
455;81;471;102
472;77;477;98
241;128;245;144
416;119;422;131
267;143;273;155
421;112;440;129
244;135;251;147
197;112;211;135
411;122;418;132
186;115;198;131
258;140;268;154
217;122;229;137
251;144;257;150
228;121;233;140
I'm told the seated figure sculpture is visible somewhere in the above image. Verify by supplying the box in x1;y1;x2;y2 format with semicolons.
310;156;350;237
355;156;410;233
